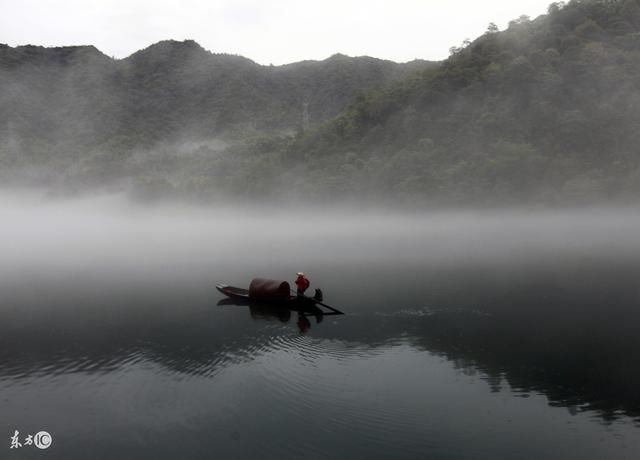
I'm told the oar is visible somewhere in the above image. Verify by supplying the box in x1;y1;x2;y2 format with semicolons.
311;298;345;315
290;289;345;315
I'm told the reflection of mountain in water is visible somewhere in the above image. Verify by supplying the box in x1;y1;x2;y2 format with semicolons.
2;274;640;425
401;309;640;424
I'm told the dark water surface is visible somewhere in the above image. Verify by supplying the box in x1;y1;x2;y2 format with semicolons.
2;196;640;459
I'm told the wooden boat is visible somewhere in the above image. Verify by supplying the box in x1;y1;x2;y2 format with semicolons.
216;281;345;315
216;283;317;308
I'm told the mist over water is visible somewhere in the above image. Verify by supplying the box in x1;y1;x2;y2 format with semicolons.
3;191;640;272
2;192;640;459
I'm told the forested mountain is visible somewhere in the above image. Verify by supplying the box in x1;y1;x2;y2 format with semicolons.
282;0;640;204
2;0;640;205
0;40;433;187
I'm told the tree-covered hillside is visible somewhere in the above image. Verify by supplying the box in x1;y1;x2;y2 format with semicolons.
0;40;433;187
2;0;640;205
281;0;640;204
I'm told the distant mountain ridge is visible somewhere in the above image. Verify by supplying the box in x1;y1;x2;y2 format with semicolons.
0;40;436;152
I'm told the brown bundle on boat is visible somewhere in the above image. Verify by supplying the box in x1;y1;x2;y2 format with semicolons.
249;278;291;300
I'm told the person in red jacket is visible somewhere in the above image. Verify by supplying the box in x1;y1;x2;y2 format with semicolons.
295;272;310;298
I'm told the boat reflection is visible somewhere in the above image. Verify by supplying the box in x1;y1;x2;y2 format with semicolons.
217;298;324;333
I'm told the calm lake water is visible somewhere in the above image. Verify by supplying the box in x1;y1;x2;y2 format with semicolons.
1;195;640;459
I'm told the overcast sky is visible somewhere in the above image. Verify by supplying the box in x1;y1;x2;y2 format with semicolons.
2;0;553;65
